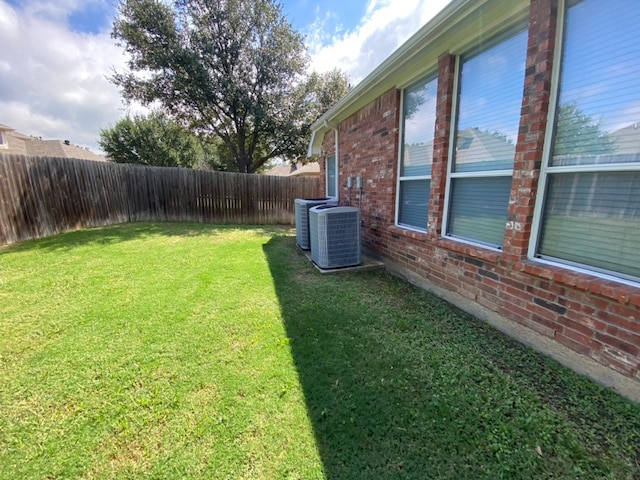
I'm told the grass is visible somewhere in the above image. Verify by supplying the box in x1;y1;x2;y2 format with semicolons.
0;222;638;479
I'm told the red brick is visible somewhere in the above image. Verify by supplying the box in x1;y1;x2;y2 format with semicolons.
530;314;561;334
526;284;556;302
565;309;606;331
588;281;602;295
596;347;640;375
498;303;533;322
529;303;560;322
515;317;555;338
555;332;592;356
607;305;640;332
563;327;600;349
615;288;631;305
556;316;596;338
503;285;533;304
613;329;640;349
593;351;637;376
594;332;639;356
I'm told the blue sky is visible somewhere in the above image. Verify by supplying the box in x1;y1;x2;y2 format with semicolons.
4;0;114;33
5;0;368;36
283;0;367;35
0;0;451;153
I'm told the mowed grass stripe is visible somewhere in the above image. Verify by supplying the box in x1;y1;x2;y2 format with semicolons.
0;222;639;479
0;223;321;479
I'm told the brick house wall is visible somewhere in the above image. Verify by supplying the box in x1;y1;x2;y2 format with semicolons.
316;0;640;382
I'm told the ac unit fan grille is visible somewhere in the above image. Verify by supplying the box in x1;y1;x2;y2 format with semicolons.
309;206;361;268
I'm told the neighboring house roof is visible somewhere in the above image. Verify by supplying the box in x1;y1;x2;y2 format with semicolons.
0;123;106;162
610;122;640;154
265;161;320;177
24;139;107;162
401;128;515;173
455;128;516;170
0;124;29;155
308;0;530;155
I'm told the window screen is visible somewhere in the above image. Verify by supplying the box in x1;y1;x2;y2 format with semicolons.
537;0;640;281
539;172;640;279
398;179;431;229
446;28;527;248
448;176;512;247
326;155;337;198
397;75;437;231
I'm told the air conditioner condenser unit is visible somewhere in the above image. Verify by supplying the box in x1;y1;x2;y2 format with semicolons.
295;197;338;249
309;205;361;269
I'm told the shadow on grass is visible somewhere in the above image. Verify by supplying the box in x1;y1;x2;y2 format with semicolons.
1;222;292;254
263;234;640;480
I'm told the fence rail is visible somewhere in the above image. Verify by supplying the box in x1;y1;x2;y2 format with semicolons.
0;154;319;245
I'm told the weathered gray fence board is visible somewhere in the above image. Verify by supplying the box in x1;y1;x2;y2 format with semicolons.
0;154;319;245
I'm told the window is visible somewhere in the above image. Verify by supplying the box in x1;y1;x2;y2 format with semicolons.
534;0;640;282
396;75;438;231
0;131;6;148
445;28;528;248
326;155;337;198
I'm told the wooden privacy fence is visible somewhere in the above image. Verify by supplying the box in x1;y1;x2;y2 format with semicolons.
0;154;320;245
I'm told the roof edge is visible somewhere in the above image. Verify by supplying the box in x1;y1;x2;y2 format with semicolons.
310;0;471;136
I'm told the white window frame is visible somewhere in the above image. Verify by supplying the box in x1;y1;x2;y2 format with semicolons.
529;0;640;287
441;56;460;244
395;74;437;233
325;154;337;199
443;28;527;252
324;129;339;200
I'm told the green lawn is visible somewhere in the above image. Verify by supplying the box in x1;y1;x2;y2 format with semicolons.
0;222;638;479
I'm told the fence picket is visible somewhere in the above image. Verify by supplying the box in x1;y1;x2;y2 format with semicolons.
0;154;319;245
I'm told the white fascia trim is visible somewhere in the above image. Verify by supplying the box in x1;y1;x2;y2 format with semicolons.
307;129;317;157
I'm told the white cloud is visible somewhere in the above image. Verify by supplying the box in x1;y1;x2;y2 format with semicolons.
22;0;105;21
307;0;452;84
0;0;134;154
0;0;452;154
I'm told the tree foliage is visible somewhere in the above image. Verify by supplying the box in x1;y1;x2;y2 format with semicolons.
111;0;348;173
554;102;616;156
99;112;227;169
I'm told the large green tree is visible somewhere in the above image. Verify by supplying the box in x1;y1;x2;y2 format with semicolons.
111;0;348;173
99;112;227;169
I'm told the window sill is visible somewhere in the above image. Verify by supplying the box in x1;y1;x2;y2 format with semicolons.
435;237;501;264
514;260;640;307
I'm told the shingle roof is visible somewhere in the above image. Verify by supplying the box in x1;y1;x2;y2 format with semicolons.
24;139;106;162
0;123;106;162
265;161;319;177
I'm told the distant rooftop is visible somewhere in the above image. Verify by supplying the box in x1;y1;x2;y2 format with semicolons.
265;161;319;177
0;123;106;162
